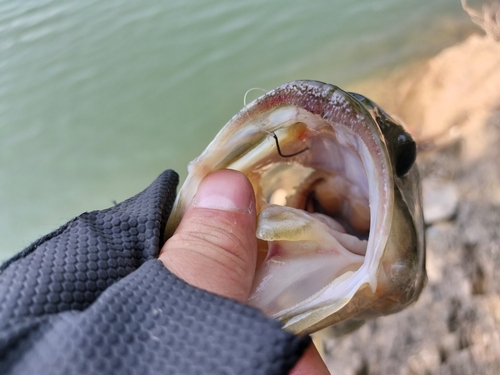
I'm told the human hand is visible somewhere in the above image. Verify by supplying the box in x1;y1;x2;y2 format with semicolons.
159;169;330;374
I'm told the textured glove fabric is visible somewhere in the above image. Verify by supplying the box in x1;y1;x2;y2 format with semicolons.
0;170;310;375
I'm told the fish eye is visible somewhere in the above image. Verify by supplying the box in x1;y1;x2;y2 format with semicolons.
395;132;417;176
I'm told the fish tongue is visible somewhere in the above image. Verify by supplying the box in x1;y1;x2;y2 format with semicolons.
256;205;368;256
249;205;366;316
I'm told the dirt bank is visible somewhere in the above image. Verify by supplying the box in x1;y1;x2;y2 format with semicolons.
321;33;500;374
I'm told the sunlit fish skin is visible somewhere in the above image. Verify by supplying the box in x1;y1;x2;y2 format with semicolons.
165;80;426;335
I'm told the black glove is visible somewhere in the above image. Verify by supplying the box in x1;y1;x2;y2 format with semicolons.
0;170;309;375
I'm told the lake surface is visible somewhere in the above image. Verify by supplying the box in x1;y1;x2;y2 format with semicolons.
0;0;472;260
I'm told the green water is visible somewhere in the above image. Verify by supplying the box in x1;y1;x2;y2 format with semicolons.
0;0;471;260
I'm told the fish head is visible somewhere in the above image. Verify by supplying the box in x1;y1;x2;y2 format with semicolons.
165;80;426;335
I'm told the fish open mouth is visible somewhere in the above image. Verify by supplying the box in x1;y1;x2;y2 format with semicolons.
166;80;425;335
246;118;375;317
229;95;393;328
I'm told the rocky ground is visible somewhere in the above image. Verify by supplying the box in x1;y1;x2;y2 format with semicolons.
319;34;500;374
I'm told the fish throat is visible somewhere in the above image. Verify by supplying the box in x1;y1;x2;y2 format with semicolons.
249;126;371;308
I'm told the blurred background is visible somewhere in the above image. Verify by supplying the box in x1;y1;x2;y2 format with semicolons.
3;1;500;374
0;0;472;259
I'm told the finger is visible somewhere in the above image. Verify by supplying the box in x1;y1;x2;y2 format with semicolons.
289;344;331;375
159;169;257;303
160;171;329;372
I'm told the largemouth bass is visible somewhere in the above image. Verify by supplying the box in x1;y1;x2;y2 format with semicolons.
165;80;426;335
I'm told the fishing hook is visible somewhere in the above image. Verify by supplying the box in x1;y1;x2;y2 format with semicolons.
271;132;309;158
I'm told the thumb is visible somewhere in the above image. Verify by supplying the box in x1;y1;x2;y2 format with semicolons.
160;170;331;374
159;169;257;303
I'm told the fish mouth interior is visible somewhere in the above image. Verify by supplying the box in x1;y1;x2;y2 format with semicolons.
230;107;381;319
165;82;392;328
